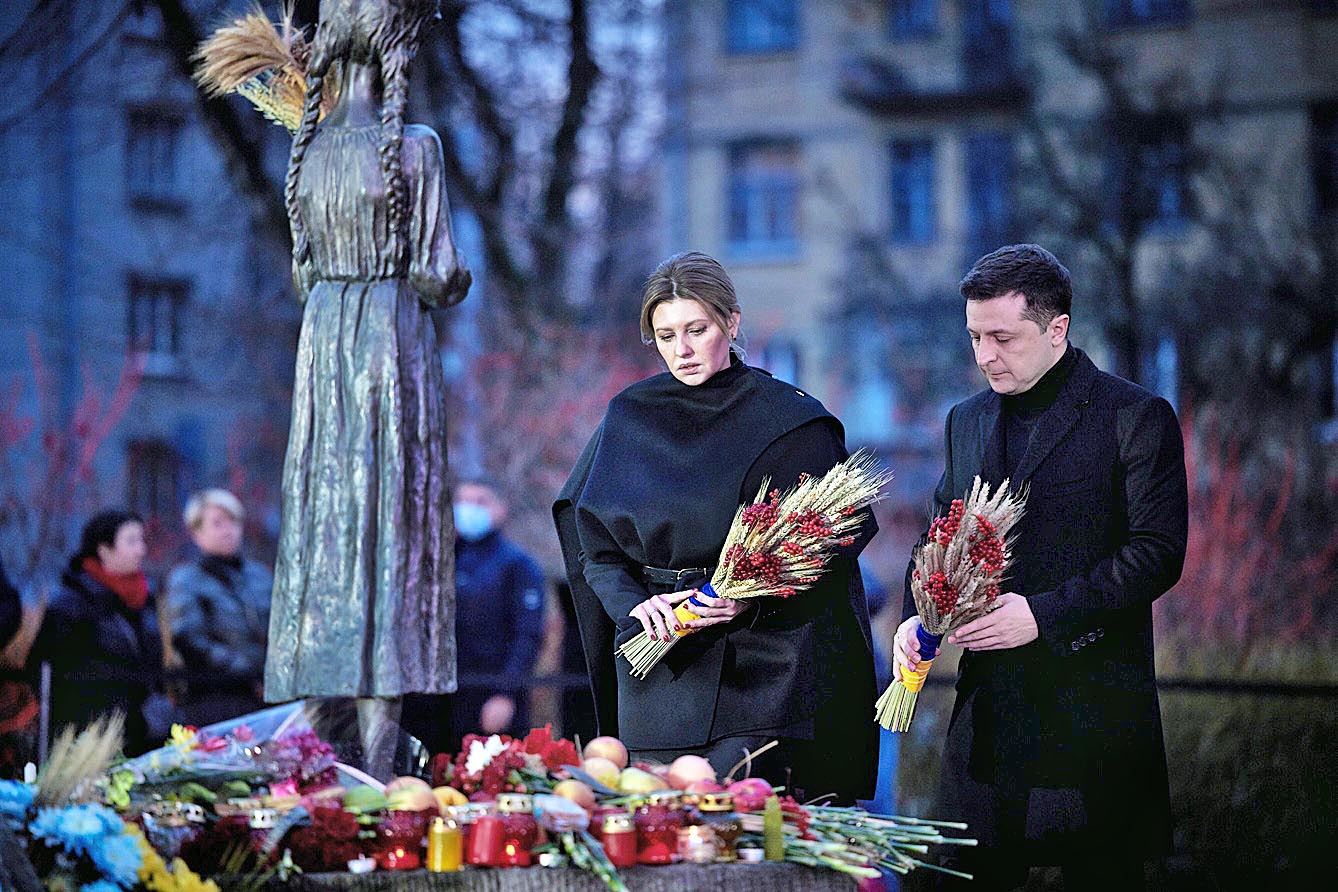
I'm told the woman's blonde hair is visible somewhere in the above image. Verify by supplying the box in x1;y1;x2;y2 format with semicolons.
639;252;744;357
183;489;245;530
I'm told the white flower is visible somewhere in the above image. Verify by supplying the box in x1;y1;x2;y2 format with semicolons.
464;734;507;774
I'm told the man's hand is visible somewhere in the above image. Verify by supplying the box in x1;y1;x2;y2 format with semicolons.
479;694;516;734
893;615;923;676
948;592;1038;651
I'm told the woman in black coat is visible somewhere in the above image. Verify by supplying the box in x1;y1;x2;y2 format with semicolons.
32;510;162;754
555;253;879;801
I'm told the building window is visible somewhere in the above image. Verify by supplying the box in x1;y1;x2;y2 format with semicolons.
1312;104;1338;217
961;0;1013;88
1108;120;1189;231
964;132;1015;260
889;0;937;39
1105;0;1192;28
727;141;801;256
726;0;798;54
125;108;183;209
128;276;188;375
889;139;936;244
127;439;183;524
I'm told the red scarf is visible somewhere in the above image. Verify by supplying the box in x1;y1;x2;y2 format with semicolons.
81;557;148;612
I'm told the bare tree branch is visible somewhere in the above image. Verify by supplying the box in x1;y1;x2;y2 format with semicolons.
150;0;291;250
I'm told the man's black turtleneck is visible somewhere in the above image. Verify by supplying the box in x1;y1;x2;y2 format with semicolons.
1001;343;1076;478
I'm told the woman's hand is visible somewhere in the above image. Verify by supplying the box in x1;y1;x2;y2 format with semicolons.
628;588;748;640
629;590;695;642
680;589;747;631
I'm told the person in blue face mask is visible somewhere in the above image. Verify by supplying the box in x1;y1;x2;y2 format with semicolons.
449;478;547;748
403;477;548;754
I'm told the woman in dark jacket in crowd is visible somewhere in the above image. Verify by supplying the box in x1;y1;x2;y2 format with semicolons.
32;510;161;754
166;489;272;727
554;253;880;802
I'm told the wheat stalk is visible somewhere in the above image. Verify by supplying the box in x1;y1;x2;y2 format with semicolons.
193;3;338;133
35;712;125;807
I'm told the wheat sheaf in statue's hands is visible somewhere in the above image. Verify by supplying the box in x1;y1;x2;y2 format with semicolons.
875;476;1027;732
618;450;893;680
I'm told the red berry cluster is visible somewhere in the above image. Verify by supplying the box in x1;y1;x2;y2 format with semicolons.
923;570;959;616
967;515;1004;573
734;551;785;586
776;586;797;598
723;544;744;570
782;540;805;555
743;491;782;529
928;500;965;546
838;536;855;547
788;509;833;538
984;584;1000;602
839;504;857;516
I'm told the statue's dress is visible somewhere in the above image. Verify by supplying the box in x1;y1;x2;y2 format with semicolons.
266;122;464;700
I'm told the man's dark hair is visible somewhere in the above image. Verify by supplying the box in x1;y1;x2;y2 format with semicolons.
70;509;143;572
960;244;1072;329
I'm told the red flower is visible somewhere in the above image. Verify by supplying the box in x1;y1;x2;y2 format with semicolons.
522;724;580;771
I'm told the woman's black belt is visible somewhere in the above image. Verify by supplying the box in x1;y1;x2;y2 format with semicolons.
640;565;714;587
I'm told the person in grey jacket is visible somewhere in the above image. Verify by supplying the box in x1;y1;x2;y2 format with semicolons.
166;490;273;727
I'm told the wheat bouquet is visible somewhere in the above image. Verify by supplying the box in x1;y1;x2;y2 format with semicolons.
875;477;1026;731
618;451;891;679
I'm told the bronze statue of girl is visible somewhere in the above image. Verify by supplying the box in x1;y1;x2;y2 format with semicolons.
265;0;470;771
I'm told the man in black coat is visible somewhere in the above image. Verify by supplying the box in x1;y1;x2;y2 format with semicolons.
895;245;1188;891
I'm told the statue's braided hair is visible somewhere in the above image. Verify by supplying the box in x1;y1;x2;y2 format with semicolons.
285;0;436;268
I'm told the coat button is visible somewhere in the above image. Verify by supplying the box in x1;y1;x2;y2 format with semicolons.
1097;628;1105;638
1071;641;1080;652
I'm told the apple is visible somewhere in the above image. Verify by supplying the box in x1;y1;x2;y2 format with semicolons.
618;766;669;795
727;777;774;812
384;776;437;812
581;756;621;790
583;736;629;770
552;779;596;811
432;786;468;812
667;755;716;791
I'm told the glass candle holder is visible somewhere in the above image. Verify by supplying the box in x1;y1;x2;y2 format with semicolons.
601;813;638;868
467;808;505;867
677;824;718;865
589;805;627;845
694;792;742;863
496;793;538;867
634;791;685;865
374;810;427;870
426;816;462;872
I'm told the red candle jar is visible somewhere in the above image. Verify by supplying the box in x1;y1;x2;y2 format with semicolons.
634;791;685;865
589;805;627;844
467;808;505;867
374;810;427;870
601;813;638;868
496;794;538;867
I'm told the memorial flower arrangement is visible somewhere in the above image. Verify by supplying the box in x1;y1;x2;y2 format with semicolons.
875;476;1027;731
3;710;974;888
619;450;892;678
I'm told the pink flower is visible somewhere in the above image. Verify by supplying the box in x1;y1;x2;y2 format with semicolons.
270;778;299;798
